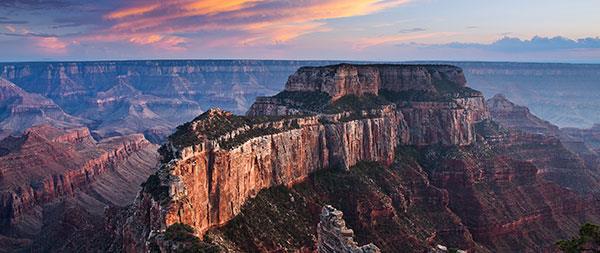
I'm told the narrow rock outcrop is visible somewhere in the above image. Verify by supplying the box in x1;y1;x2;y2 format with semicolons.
317;205;380;253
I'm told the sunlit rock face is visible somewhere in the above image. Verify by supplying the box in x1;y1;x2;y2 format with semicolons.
110;64;491;252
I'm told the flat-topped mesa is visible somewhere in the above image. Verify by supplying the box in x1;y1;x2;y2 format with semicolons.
284;64;469;101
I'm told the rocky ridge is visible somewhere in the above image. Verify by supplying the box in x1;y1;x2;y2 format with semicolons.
109;64;491;252
317;205;380;253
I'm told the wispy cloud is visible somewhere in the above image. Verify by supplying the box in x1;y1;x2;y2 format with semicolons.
398;27;426;34
354;32;453;50
0;17;27;24
95;0;411;49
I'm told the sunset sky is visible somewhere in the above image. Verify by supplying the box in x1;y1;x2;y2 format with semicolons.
1;0;600;62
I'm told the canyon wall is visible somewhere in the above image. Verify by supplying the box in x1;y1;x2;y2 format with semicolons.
0;125;157;228
113;64;490;252
0;60;339;141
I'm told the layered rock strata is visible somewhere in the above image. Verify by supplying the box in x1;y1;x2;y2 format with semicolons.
113;64;490;252
487;94;559;136
0;125;156;227
317;205;380;253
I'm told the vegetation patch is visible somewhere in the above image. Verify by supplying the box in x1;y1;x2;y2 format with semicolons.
164;223;220;253
323;94;391;113
274;90;332;112
141;174;170;203
556;223;600;253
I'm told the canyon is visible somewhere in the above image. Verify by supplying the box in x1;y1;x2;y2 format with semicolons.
0;124;159;252
97;63;600;252
0;60;338;142
0;61;599;252
0;60;597;144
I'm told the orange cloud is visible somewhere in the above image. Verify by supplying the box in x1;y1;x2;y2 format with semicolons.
99;0;412;48
184;0;261;15
129;34;187;50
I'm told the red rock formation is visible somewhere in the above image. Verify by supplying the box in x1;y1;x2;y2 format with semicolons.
113;64;490;252
284;64;469;100
0;125;157;228
0;78;87;138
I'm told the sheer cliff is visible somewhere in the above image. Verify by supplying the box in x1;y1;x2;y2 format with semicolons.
106;64;491;252
100;63;600;253
0;60;338;142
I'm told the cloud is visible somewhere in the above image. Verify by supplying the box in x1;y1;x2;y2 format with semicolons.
398;27;426;34
34;37;69;54
128;34;187;50
354;32;453;50
0;17;28;24
0;0;73;9
105;3;160;20
97;0;411;48
4;25;16;32
442;36;600;52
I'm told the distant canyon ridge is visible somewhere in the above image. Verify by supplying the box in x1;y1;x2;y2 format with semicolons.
0;60;598;144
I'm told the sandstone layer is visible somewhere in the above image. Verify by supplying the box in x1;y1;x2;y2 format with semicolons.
0;125;159;252
111;64;490;252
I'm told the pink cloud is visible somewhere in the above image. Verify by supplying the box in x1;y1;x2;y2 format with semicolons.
98;0;411;48
35;37;68;54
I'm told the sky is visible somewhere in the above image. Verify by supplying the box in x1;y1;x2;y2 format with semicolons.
1;0;600;62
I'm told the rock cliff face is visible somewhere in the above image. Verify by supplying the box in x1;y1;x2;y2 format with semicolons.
0;125;155;226
317;205;380;253
0;125;159;251
0;60;341;141
0;78;87;139
487;94;559;136
284;64;468;100
111;64;489;252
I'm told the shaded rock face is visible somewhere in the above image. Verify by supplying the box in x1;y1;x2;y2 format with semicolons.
424;134;600;252
0;60;341;142
0;78;87;139
487;94;559;136
317;205;380;253
0;125;159;251
203;161;482;252
486;95;600;191
111;64;490;252
284;64;468;100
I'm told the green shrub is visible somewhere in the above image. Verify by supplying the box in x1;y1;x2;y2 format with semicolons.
141;174;170;202
164;223;221;253
556;223;600;253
